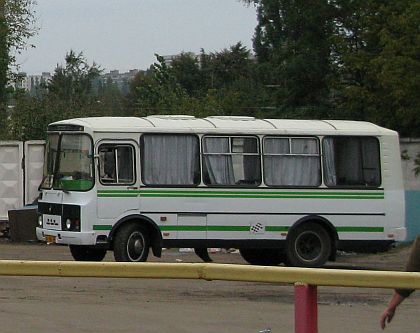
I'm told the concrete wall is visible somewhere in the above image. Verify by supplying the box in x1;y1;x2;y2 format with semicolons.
400;138;420;241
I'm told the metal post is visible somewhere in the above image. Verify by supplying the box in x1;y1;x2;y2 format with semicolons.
295;283;318;333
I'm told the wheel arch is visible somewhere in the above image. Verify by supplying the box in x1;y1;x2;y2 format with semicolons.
109;214;163;257
288;215;338;261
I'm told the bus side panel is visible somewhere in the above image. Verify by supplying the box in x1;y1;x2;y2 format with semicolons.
138;192;386;242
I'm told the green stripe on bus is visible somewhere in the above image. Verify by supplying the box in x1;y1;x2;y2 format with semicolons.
266;226;290;232
93;225;112;231
97;189;384;200
160;225;250;232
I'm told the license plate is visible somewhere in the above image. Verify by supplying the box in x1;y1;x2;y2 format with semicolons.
45;235;56;244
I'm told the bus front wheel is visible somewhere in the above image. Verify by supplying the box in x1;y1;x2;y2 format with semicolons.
286;222;331;268
113;223;150;262
239;248;285;266
69;245;107;261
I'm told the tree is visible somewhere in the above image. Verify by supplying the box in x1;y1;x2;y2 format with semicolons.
8;51;105;140
0;0;37;104
133;54;189;116
48;50;101;103
170;52;203;96
331;0;420;136
8;93;48;140
246;0;335;118
96;76;126;116
200;42;254;89
0;0;7;104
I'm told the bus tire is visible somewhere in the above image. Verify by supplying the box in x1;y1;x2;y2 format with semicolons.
286;222;331;268
69;245;107;261
239;248;285;266
113;223;150;262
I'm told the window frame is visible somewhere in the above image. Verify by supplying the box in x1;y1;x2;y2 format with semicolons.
202;135;262;188
140;133;201;187
98;143;136;186
322;135;382;189
262;136;322;188
41;132;95;192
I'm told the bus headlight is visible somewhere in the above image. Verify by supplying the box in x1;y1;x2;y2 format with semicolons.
65;218;81;231
38;215;43;227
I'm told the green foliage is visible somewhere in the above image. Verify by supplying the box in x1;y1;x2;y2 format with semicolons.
170;52;203;96
4;0;37;63
251;0;335;118
330;0;420;136
133;54;189;116
0;1;8;104
48;50;101;102
0;0;37;104
8;50;109;140
129;43;269;117
243;0;419;135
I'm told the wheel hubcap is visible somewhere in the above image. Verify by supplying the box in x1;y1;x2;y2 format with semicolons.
127;231;144;261
295;231;322;262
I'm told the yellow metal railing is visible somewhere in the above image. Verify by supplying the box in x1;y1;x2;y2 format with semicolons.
0;260;419;290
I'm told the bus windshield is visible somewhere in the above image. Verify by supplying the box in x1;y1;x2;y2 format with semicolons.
41;133;94;191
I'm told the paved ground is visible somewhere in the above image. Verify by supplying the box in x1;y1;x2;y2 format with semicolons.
0;239;418;333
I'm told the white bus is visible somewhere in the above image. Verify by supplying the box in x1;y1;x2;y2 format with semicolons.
36;116;406;267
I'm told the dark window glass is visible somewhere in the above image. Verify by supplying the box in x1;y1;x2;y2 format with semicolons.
323;136;381;187
99;145;135;185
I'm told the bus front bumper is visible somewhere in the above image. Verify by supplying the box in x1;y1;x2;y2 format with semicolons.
36;228;96;245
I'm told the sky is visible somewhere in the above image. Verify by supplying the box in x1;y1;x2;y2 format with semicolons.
16;0;258;75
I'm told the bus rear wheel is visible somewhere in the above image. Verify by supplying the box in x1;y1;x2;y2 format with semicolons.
286;222;331;268
69;245;107;261
113;223;150;262
239;248;285;266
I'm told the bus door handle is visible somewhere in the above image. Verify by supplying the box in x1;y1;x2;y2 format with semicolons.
127;186;138;190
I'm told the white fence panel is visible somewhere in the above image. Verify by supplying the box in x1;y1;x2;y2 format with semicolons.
24;141;45;205
0;142;24;221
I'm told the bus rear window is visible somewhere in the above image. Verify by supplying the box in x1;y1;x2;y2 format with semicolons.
323;136;381;187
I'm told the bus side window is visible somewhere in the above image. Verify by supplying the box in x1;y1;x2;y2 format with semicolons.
323;136;381;187
263;137;321;187
202;136;261;187
98;145;135;185
141;134;200;186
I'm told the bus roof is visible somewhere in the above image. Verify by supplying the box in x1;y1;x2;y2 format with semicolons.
49;115;397;136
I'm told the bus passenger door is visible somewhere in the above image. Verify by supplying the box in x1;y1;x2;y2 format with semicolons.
96;141;140;220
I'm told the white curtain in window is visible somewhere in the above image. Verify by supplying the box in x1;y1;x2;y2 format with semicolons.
323;138;337;186
264;138;320;186
143;135;198;185
203;138;235;185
